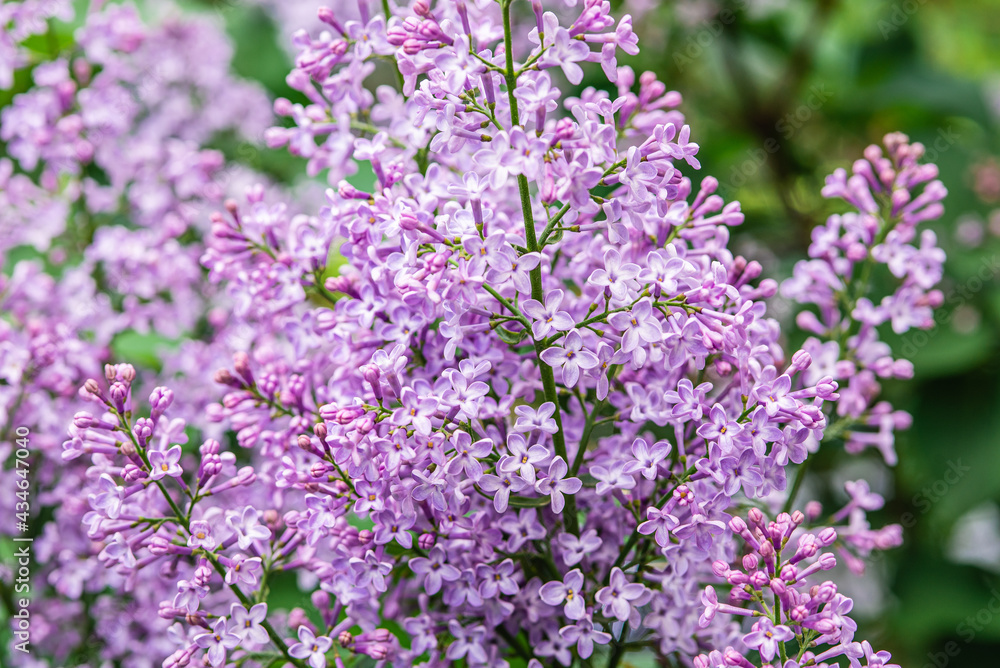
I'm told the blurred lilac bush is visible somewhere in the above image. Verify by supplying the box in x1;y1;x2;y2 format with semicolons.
0;1;948;667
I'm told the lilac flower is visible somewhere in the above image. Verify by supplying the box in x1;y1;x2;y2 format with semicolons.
411;467;449;511
187;520;217;550
230;603;268;645
288;626;332;668
590;342;630;399
499;433;549;483
194;618;240;668
637;506;680;547
446;620;488;663
540;26;590;84
224;554;263;587
535;456;582;513
697;404;744;453
587;248;640;301
540;331;600;388
560;617;612;659
408;545;460;595
617;146;660;204
226;506;271;550
478;471;529;512
88;474;124;519
514;402;559;435
476;558;519;598
539;568;586;620
372;509;415;548
629;438;671;480
174;579;208;613
148;444;183;480
445;431;493;481
596;567;648;623
99;532;136;569
608;299;663;365
390;388;438;436
719;450;765;497
350;550;393;592
755;374;798;417
487;250;541;295
558;530;603;567
743;618;794;662
501;508;547;552
590;460;636;495
522;289;575;339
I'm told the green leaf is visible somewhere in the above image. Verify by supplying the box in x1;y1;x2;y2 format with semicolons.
495;325;527;345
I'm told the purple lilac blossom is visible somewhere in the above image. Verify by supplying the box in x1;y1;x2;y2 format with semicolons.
0;1;947;667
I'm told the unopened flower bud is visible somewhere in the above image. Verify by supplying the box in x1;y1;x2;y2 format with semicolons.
122;464;145;482
817;527;837;546
233;351;255;386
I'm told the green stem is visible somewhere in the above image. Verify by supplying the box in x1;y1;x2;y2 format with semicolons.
781;456;812;515
501;0;578;535
606;621;630;668
115;410;307;668
380;0;405;90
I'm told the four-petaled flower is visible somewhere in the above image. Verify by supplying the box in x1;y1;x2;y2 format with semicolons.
637;506;680;547
608;299;662;366
147;444;183;480
230;602;269;645
224;554;263;587
499;433;549;484
194;617;240;667
478;471;529;512
187;520;217;550
535;456;583;513
540;331;600;388
408;545;460;595
522;289;575;339
514;402;559;435
226;506;271;550
595;567;648;623
743;618;794;662
588;248;640;301
559;616;612;659
539;568;587;620
88;474;124;520
288;625;332;668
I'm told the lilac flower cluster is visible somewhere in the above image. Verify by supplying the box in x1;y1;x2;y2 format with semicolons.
781;134;947;465
0;2;287;664
2;1;950;667
696;508;900;668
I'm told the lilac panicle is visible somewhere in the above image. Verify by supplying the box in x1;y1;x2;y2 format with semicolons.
1;0;946;666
